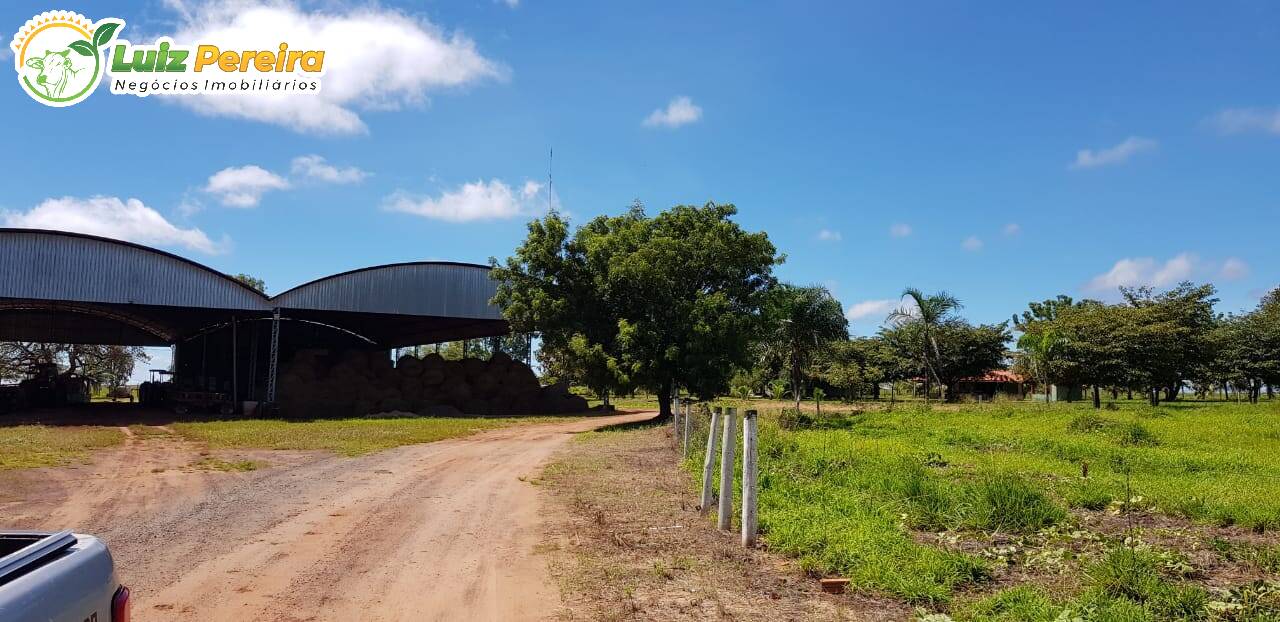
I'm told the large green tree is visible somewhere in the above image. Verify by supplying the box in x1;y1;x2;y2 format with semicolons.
760;284;848;409
492;202;779;418
886;288;963;401
1016;328;1065;404
881;318;1009;402
1211;288;1280;403
817;337;903;401
0;342;149;391
490;208;632;405
1120;282;1218;404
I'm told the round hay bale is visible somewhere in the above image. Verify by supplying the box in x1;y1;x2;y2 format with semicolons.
473;373;499;394
462;398;491;415
442;360;464;378
462;358;486;378
421;368;445;386
444;382;472;405
396;355;423;376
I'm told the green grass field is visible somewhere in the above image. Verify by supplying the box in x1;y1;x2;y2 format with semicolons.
171;415;576;456
0;425;125;470
683;398;1280;620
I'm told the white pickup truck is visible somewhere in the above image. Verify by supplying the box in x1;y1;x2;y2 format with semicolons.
0;531;130;621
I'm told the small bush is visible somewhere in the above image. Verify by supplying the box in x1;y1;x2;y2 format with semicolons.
1115;422;1159;447
967;474;1065;533
881;458;960;531
956;585;1060;621
777;408;814;430
1088;547;1166;601
1068;412;1110;433
1065;478;1113;511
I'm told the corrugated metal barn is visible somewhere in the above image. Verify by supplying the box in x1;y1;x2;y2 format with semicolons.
0;228;510;408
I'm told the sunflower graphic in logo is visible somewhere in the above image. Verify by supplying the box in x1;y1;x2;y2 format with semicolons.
11;10;123;107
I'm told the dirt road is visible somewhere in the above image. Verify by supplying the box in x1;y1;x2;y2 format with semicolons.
0;412;652;621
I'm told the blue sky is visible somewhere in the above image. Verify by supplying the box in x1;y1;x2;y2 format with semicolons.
3;0;1278;344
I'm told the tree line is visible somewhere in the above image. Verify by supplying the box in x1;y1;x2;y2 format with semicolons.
493;202;1278;415
1013;284;1280;407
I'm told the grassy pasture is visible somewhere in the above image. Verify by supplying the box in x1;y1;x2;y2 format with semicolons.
0;425;125;470
683;398;1280;619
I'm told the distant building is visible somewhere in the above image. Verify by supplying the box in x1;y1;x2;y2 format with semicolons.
952;370;1026;400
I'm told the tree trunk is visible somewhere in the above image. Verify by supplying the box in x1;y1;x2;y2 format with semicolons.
1127;388;1133;400
1111;388;1118;400
792;352;802;411
1093;385;1101;409
657;377;673;421
1149;387;1159;407
1045;382;1051;404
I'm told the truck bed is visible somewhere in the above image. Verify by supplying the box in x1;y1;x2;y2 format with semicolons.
0;531;123;622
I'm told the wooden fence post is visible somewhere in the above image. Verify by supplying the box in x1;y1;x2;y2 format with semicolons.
700;406;722;514
682;402;692;459
717;407;738;531
741;409;759;547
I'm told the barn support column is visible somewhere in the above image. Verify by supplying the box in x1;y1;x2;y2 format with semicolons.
265;308;281;403
231;315;238;409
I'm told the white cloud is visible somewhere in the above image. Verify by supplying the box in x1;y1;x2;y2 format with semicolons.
889;223;912;238
817;229;842;242
383;178;545;222
204;165;290;207
962;236;984;251
1152;253;1194;285
1003;223;1021;236
1207;108;1280;136
1085;252;1199;292
642;96;702;128
845;299;897;322
1221;257;1249;280
1070;136;1157;169
2;196;223;254
165;1;506;135
290;155;368;184
498;0;520;7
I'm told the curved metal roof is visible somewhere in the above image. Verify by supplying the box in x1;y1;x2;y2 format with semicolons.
0;229;507;346
0;229;270;311
272;261;502;320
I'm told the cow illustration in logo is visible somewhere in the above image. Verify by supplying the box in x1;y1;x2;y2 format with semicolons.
26;48;82;97
10;11;122;107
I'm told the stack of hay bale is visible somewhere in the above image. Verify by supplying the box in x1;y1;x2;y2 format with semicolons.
277;349;588;418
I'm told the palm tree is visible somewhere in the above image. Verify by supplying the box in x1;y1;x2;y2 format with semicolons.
763;285;849;410
887;288;962;402
1017;329;1064;404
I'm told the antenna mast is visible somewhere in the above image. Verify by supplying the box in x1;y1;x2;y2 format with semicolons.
548;147;554;213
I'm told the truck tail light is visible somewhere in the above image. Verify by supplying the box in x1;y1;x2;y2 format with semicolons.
112;585;131;622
